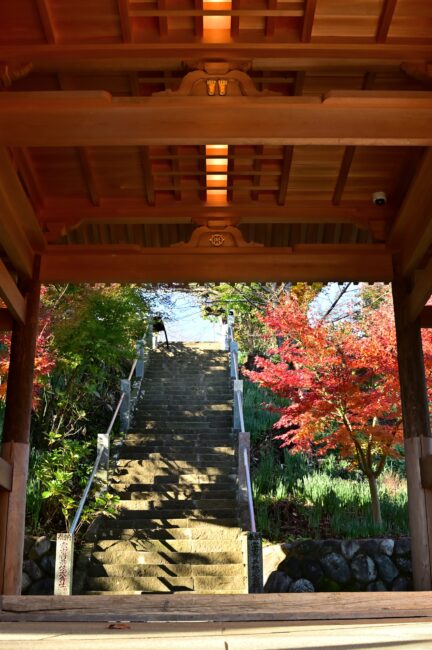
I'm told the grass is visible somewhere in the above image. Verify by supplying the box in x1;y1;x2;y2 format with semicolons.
244;381;409;542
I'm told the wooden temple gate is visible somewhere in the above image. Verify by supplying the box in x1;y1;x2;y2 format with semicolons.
0;0;431;601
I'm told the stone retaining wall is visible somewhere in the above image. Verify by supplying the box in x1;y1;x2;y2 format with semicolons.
22;536;56;595
264;538;412;593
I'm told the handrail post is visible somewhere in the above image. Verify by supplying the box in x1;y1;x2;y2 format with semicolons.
233;379;243;431
230;340;238;379
96;432;109;492
119;378;131;432
136;339;145;379
54;533;74;595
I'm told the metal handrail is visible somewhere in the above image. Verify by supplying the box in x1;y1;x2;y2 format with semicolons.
228;324;257;535
69;356;139;536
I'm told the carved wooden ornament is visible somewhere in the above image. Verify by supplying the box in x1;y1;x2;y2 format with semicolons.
173;224;263;248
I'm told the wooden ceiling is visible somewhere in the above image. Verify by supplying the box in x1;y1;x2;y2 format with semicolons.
0;0;431;323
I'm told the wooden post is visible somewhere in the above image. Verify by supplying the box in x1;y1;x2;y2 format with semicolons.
0;257;41;595
392;274;432;590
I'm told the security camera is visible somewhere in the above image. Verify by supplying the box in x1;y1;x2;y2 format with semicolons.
372;191;387;206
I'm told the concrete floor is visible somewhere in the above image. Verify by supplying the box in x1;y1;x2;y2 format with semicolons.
2;619;432;650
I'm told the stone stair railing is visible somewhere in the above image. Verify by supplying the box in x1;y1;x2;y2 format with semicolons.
227;320;263;593
53;324;154;596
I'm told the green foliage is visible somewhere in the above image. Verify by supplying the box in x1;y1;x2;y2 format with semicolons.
253;449;408;542
26;283;150;536
27;430;119;534
244;380;289;445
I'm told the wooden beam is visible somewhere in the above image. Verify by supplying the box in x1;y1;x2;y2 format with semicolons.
1;92;432;147
389;148;432;277
139;147;155;206
0;258;41;594
421;306;432;329
40;244;393;283
156;0;169;38
38;199;394;227
392;274;432;590
0;458;12;492
35;0;57;43
78;149;100;206
265;0;278;38
117;0;132;42
301;0;317;43
168;146;181;201
251;146;264;201
0;309;13;331
3;43;432;73
11;147;45;211
277;146;294;206
376;0;398;43
0;149;42;277
0;259;26;323
332;146;356;205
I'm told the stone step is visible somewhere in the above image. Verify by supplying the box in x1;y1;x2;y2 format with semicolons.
112;475;237;487
93;538;243;553
115;508;237;522
95;517;239;530
90;524;242;541
87;562;245;578
111;489;237;501
115;455;236;466
120;430;238;440
117;498;237;511
112;476;237;490
91;549;244;565
117;445;236;456
115;460;235;471
111;481;237;494
85;575;246;593
105;511;238;527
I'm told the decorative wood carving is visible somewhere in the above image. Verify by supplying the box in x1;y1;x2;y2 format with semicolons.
154;62;280;97
172;223;263;248
0;62;33;90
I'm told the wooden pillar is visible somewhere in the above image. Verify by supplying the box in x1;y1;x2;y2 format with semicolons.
392;274;432;590
0;257;41;595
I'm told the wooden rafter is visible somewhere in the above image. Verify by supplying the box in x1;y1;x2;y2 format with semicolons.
266;0;278;38
227;145;235;203
140;147;155;206
0;259;26;323
1;93;432;147
0;149;44;276
168;146;181;201
157;0;169;38
376;0;398;43
11;148;44;211
194;0;204;39
35;0;56;43
78;149;100;206
231;0;239;38
277;146;294;206
117;0;133;42
251;146;264;201
332;146;356;206
301;0;317;43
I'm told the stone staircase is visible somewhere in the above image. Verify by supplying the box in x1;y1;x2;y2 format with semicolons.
77;342;247;595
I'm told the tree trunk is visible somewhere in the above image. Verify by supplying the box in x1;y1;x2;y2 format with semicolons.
367;473;382;526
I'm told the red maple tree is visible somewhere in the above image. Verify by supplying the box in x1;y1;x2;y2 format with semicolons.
245;294;432;525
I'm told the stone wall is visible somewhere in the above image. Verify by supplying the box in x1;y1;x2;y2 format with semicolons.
22;536;56;595
264;538;412;593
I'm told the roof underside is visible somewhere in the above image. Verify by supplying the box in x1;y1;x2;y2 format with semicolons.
0;0;431;318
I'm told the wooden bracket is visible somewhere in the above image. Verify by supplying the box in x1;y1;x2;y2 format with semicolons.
0;457;13;491
420;454;432;489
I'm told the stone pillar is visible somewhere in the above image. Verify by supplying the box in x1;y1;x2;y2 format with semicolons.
247;532;263;593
